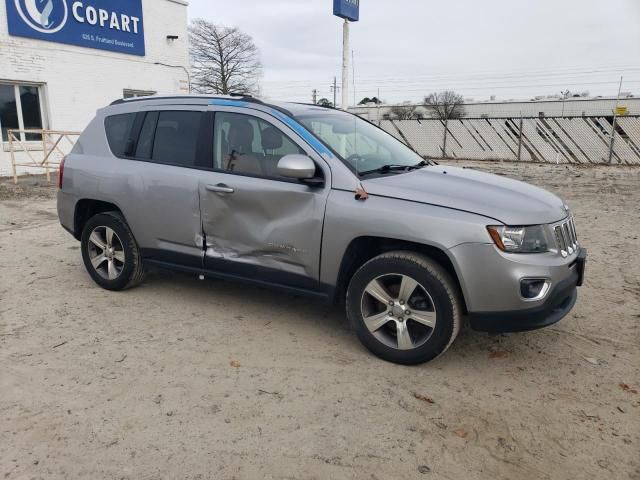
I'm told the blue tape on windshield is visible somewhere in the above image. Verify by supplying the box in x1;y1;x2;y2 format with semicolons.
208;99;333;157
266;108;333;156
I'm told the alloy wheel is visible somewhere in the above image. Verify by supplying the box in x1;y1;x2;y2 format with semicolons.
87;226;126;280
360;274;437;350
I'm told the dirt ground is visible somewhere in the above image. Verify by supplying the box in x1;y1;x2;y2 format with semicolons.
1;162;639;480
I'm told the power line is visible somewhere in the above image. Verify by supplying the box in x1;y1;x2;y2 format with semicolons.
261;64;640;85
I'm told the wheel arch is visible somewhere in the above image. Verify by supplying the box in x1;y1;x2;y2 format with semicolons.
333;236;468;312
73;199;126;240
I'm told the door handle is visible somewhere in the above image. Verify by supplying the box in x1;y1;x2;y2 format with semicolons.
206;184;235;194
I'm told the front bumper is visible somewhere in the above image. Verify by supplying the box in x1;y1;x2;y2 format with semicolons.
450;243;587;333
468;259;581;332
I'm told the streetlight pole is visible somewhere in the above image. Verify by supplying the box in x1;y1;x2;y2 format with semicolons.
154;62;191;94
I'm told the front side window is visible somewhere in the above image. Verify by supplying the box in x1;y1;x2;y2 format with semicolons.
213;112;305;179
0;83;45;142
296;110;424;175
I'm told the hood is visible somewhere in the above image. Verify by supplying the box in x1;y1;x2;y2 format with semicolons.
362;165;568;225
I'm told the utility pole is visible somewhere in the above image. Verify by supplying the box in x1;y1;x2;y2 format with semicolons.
331;77;339;108
608;76;624;164
341;18;350;109
312;89;318;105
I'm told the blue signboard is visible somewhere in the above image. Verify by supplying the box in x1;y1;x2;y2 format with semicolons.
5;0;145;56
333;0;359;22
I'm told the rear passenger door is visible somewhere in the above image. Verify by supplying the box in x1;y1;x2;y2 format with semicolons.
107;106;212;268
198;108;331;292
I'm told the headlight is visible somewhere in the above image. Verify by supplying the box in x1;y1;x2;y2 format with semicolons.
487;225;549;253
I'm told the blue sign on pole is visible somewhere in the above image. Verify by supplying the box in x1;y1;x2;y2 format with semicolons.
5;0;146;56
333;0;359;22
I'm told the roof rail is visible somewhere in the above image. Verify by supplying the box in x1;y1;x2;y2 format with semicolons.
109;94;263;106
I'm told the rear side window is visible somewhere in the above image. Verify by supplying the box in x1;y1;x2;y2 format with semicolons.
135;111;158;159
151;111;202;166
104;113;135;157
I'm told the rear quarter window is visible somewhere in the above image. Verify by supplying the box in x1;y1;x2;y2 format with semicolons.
104;113;135;157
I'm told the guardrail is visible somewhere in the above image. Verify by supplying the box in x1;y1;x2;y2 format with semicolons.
9;129;81;184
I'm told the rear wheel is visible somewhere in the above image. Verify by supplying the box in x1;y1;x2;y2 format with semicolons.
80;212;145;291
346;251;461;365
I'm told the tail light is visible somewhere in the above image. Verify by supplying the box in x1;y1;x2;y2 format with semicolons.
58;156;66;189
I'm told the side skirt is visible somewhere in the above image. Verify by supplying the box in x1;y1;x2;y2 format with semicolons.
144;258;332;301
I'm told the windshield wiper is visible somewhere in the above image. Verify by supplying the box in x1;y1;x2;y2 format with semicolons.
358;160;429;177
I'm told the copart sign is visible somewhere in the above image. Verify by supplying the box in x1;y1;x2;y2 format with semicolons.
5;0;146;56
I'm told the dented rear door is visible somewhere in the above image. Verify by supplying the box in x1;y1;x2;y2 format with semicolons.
199;107;331;292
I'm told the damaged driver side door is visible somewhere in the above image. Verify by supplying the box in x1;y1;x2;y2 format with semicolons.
198;108;331;293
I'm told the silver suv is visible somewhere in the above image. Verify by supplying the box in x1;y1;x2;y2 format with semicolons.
57;95;586;364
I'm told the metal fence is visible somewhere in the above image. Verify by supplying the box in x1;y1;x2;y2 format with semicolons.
380;116;640;165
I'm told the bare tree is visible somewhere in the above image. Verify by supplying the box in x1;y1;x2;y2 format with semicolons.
189;19;262;95
389;103;423;120
358;96;382;105
424;91;465;119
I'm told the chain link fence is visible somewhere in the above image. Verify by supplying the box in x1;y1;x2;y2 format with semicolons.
379;115;640;165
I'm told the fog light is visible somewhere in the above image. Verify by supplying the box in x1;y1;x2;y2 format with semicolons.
520;279;550;300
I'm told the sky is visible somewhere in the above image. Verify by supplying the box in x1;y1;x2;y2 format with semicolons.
188;0;640;105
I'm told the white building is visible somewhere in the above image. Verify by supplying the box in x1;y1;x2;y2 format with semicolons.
0;0;190;176
351;96;640;123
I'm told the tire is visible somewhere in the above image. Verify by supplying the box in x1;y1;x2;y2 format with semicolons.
346;251;462;365
80;211;145;291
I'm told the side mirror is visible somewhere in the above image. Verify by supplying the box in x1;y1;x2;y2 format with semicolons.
277;154;316;180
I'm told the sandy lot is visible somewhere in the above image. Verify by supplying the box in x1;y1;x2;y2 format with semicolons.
1;162;639;480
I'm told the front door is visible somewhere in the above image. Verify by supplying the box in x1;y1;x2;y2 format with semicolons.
198;108;331;292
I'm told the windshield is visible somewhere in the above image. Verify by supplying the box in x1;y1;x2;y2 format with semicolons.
295;111;426;174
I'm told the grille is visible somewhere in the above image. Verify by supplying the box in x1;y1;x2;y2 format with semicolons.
554;218;578;256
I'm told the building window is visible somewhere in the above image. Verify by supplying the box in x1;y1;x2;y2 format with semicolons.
123;89;157;99
0;83;46;142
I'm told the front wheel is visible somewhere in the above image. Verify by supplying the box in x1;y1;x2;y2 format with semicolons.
346;251;462;365
80;212;145;291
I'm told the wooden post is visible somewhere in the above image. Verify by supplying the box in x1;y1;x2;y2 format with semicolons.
9;131;18;184
42;132;50;182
